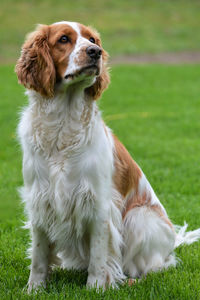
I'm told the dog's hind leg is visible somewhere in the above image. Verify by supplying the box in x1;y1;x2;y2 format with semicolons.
123;206;176;278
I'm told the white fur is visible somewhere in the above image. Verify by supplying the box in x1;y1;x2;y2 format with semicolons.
123;206;176;278
174;222;200;248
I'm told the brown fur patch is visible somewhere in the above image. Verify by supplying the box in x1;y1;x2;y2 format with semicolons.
106;273;111;285
48;23;78;80
15;23;78;97
79;24;102;47
113;134;142;198
113;136;173;229
15;25;56;98
122;192;151;219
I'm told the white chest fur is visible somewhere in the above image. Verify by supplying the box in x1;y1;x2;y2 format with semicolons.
18;90;115;250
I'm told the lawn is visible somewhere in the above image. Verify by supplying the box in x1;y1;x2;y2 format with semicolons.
0;64;200;299
1;0;200;63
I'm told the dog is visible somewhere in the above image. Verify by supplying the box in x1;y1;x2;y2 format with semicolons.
16;21;200;291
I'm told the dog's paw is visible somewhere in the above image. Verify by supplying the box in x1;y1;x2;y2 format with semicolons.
27;280;46;294
86;274;106;290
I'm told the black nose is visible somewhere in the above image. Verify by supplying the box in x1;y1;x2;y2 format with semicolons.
86;46;102;60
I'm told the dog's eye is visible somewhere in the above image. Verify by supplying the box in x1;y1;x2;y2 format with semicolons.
58;35;70;43
89;37;95;44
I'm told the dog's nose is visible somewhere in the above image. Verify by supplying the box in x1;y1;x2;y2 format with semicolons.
86;46;102;60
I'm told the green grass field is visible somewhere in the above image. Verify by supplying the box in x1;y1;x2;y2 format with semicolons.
0;64;200;299
1;0;200;63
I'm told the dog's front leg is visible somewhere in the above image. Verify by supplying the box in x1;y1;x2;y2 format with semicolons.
87;219;109;289
27;227;50;293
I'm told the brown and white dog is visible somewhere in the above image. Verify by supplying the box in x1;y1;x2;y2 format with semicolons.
16;21;200;291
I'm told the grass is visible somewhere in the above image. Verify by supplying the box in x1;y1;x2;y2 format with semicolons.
1;0;200;63
0;64;200;299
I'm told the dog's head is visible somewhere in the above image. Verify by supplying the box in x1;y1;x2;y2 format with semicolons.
15;22;110;99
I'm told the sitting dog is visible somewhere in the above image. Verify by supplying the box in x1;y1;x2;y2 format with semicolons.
16;21;200;291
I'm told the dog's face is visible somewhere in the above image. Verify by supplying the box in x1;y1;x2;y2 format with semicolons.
15;22;110;99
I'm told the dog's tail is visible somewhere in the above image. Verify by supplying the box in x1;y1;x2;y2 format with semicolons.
174;222;200;248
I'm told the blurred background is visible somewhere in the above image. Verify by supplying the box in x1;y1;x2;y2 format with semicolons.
1;0;200;64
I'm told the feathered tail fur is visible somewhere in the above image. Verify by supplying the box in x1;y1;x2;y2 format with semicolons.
175;222;200;248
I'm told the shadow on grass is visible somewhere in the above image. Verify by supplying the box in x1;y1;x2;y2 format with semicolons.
47;268;88;292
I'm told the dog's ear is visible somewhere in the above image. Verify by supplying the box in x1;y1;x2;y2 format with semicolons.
15;25;56;98
85;50;110;100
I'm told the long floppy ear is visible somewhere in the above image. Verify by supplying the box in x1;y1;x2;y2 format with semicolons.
15;24;56;98
85;50;110;100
